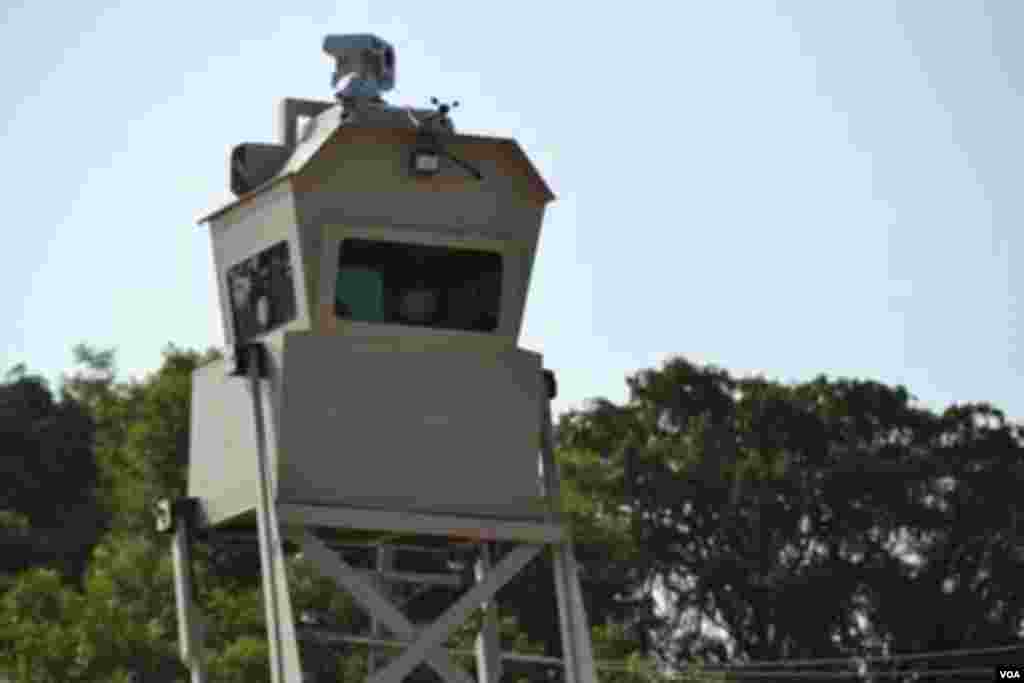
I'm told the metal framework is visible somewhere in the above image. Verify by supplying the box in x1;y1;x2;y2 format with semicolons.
165;347;598;682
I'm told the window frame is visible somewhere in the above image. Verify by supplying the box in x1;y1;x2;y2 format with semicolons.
318;224;515;340
225;239;299;344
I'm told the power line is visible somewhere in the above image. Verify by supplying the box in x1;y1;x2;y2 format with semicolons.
698;642;1024;671
301;628;1018;679
717;668;993;680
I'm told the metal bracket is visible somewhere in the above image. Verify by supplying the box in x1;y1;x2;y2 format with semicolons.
227;341;268;378
543;368;558;400
155;497;200;535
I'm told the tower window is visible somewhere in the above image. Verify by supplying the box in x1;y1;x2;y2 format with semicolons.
227;241;297;342
336;238;502;333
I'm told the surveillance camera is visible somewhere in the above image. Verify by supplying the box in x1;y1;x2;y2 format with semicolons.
322;34;395;98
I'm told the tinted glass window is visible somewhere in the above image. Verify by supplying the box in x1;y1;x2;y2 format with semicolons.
336;239;502;333
227;241;297;342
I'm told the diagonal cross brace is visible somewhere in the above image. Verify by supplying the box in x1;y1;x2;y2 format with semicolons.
300;531;477;683
366;543;542;683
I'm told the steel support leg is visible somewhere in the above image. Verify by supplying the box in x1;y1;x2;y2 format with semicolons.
368;545;395;675
249;349;304;683
540;385;599;683
475;543;503;683
552;542;598;683
171;508;207;683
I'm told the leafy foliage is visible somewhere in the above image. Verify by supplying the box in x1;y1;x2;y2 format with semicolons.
558;357;1024;675
62;343;220;536
0;568;83;682
0;362;103;581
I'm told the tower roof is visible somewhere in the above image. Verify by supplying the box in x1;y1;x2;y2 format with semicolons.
198;103;554;225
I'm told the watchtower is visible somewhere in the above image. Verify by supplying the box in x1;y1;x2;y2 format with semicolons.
160;35;597;683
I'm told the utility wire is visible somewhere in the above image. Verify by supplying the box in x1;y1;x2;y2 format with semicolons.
300;628;1018;679
714;668;994;680
698;642;1024;670
292;539;1024;676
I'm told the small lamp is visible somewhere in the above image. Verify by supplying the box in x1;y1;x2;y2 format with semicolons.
411;146;441;176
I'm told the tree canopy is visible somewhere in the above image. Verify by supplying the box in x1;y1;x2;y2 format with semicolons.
557;357;1024;677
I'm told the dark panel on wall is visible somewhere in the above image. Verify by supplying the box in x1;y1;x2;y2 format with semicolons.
227;241;297;342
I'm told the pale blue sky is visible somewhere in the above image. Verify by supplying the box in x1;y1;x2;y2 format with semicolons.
2;1;1021;419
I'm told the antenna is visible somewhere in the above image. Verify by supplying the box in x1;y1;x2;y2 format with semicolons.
407;96;458;133
323;34;396;101
408;97;484;181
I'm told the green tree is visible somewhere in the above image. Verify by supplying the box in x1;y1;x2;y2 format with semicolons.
0;540;185;683
557;356;1024;677
0;362;103;581
62;343;221;536
0;568;83;682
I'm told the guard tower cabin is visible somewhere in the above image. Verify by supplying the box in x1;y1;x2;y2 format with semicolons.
188;92;556;530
